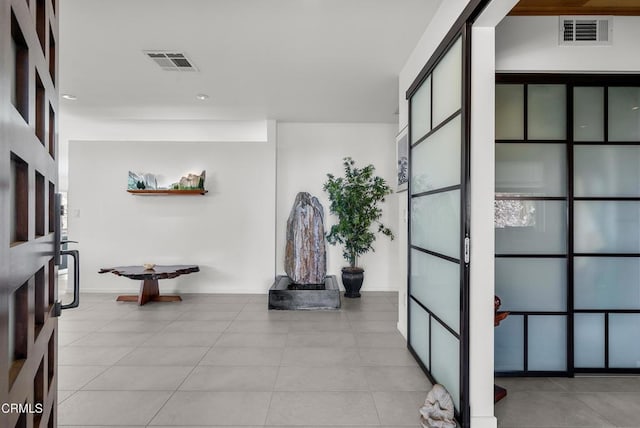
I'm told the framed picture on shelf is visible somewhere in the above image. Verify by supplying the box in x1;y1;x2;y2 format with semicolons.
396;126;408;192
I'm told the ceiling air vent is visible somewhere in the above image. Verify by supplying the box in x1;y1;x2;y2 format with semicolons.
559;17;612;46
143;51;198;71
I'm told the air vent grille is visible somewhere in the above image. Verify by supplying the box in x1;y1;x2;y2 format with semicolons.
144;51;197;71
559;17;612;45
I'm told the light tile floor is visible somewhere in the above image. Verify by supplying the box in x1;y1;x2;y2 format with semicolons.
57;292;640;427
495;376;640;428
57;292;430;427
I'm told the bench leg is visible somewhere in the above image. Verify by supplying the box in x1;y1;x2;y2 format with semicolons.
139;279;159;305
115;279;182;305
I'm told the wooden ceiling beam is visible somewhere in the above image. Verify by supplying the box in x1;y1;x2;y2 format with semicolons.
509;0;640;16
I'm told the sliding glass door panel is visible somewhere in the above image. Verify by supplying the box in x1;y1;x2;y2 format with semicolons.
608;87;640;142
431;321;460;409
574;87;605;142
497;75;640;375
495;315;524;372
496;143;566;196
575;257;640;310
574;314;605;368
411;190;461;259
609;314;640;368
574;201;640;253
411;250;460;333
411;115;461;194
496;84;524;140
574;146;640;197
411;76;432;144
410;299;430;369
408;31;467;421
495;258;566;312
528;85;566;140
495;200;567;254
528;316;567;371
432;38;462;126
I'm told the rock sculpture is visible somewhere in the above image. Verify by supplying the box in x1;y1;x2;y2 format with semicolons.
285;192;326;284
420;384;456;428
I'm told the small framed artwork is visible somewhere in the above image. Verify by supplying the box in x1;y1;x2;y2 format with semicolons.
396;126;408;192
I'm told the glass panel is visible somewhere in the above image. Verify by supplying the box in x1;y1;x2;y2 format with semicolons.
495;315;524;372
409;299;430;369
574;201;640;253
411;76;431;144
411;190;460;259
528;316;567;371
411;250;460;333
609;314;640;368
431;321;460;410
495;258;566;312
411;115;461;194
528;85;566;140
574;313;605;368
574;87;604;141
574;257;640;310
496;143;566;197
574;146;640;197
609;87;640;142
495;201;567;254
496;84;524;140
432;38;462;126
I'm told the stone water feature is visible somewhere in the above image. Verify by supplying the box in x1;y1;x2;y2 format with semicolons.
269;192;340;310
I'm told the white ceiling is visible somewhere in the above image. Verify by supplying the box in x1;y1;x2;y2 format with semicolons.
59;0;442;123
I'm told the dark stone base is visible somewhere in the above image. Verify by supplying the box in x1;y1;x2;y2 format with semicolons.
269;275;341;310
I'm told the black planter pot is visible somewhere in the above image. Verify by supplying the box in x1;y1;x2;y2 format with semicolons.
341;267;364;298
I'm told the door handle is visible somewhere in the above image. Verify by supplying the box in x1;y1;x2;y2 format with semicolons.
60;249;80;310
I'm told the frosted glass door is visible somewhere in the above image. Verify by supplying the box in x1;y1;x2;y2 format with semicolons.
496;77;640;375
495;81;568;375
409;35;466;415
573;83;640;371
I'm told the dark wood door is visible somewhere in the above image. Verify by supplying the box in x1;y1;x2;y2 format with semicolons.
1;0;59;427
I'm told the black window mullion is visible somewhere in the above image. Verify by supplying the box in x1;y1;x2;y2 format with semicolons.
523;314;529;371
567;83;575;377
604;312;610;368
604;85;609;143
412;184;461;198
523;84;528;141
429;314;432;370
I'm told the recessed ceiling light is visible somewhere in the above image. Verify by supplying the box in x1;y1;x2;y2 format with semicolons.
196;94;209;100
62;94;77;100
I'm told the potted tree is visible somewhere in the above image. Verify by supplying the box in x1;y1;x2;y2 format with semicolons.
323;157;394;298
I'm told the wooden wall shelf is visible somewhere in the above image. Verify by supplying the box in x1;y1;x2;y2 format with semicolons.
127;189;207;196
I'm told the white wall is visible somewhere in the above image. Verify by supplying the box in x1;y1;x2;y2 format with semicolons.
276;122;399;292
68;137;276;294
58;116;268;191
496;16;640;72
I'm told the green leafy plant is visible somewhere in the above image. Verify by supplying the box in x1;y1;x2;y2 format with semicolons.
323;157;394;268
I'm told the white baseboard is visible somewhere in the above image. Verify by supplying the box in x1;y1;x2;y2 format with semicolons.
471;416;498;428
